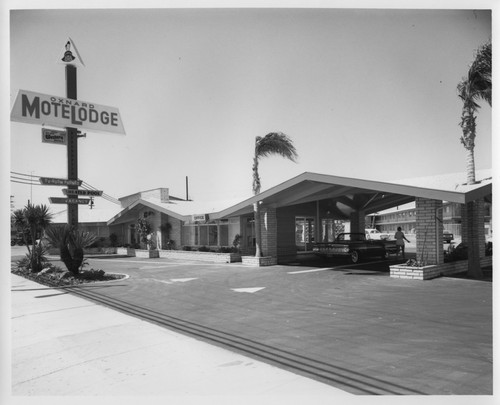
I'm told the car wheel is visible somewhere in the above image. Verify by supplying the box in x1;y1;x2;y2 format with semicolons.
350;250;359;264
382;251;389;260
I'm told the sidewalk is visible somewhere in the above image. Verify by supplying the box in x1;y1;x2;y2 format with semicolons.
9;274;349;401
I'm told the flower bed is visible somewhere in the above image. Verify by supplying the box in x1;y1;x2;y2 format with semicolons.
12;263;127;287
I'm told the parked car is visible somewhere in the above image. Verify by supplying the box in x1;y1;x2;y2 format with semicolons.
443;230;454;243
365;228;390;240
313;232;397;263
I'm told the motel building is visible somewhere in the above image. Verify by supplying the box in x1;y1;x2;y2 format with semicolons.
51;169;492;279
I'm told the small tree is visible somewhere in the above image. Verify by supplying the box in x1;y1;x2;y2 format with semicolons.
137;218;153;249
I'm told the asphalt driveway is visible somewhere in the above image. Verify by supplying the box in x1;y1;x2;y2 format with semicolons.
11;250;493;395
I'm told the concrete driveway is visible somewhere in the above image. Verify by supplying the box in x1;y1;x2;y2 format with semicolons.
11;251;491;395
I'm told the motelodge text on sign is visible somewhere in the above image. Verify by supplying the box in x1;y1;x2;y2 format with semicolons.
11;89;126;135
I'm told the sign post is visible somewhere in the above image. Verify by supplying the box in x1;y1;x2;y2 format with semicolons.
66;62;79;229
10;37;125;230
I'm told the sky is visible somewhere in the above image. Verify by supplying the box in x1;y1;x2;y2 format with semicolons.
5;2;495;213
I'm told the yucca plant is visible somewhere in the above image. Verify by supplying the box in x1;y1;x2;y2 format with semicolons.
11;204;53;272
45;225;98;276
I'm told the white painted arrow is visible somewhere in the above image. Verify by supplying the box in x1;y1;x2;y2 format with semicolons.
231;287;266;294
170;278;198;283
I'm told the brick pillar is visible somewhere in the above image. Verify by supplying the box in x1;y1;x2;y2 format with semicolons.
461;200;485;259
350;210;365;233
260;205;277;258
415;198;443;265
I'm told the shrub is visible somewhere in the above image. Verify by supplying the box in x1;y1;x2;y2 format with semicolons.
198;246;210;252
183;246;192;251
44;225;98;276
109;233;118;247
79;268;106;280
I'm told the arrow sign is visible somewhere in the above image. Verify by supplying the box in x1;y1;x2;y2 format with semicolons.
39;177;82;186
49;197;90;205
231;287;266;294
63;188;103;196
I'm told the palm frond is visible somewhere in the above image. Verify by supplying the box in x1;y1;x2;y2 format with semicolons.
255;132;298;162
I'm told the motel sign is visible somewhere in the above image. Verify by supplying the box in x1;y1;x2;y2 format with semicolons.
11;89;126;135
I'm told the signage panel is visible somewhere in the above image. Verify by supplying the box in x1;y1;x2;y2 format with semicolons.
11;89;126;135
63;188;103;196
39;177;82;186
192;214;208;222
49;197;90;205
42;128;67;145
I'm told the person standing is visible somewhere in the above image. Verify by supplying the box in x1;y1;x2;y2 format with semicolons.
394;226;410;258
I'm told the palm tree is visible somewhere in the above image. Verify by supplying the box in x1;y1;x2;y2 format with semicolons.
252;132;298;257
457;41;491;184
457;41;492;279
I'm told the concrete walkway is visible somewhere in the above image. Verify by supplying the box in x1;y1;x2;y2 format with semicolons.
9;274;349;401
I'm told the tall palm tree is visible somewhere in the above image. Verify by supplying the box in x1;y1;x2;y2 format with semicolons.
252;132;298;257
457;41;491;184
457;41;492;279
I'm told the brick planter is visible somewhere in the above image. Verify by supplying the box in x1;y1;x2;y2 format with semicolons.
390;256;493;280
241;256;277;267
159;250;241;263
135;249;159;258
390;264;440;280
116;247;136;256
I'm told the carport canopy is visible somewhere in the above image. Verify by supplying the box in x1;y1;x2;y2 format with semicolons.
212;171;492;219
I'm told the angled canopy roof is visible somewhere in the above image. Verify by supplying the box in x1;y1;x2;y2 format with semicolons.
213;171;492;219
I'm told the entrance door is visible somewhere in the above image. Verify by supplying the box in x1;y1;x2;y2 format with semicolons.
295;217;315;251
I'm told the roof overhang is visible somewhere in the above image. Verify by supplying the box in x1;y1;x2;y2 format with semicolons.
212;172;492;219
107;199;188;226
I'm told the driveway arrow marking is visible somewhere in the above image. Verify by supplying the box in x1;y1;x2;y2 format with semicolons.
231;287;266;294
170;278;198;283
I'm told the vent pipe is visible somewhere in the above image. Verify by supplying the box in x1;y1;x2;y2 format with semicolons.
186;176;189;201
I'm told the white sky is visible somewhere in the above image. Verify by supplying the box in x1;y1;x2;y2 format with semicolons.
5;2;495;213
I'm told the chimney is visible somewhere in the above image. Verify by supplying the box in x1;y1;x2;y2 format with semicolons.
186;176;189;201
160;188;169;203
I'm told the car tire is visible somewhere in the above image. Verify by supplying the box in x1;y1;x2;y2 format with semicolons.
382;251;389;260
350;250;360;264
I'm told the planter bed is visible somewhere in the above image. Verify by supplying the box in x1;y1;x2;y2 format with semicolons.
241;256;277;267
390;256;493;280
159;250;241;263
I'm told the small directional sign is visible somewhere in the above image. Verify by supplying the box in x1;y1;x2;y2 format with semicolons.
39;177;82;186
42;128;67;145
63;188;103;196
49;197;90;205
